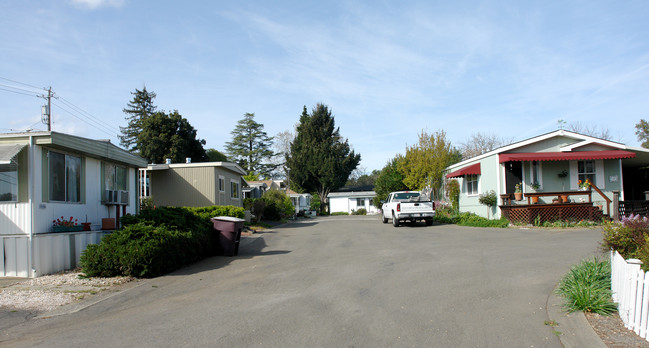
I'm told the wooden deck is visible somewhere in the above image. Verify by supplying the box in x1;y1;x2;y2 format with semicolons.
500;202;604;224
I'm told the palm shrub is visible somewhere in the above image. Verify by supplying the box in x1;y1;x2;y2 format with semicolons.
556;258;617;315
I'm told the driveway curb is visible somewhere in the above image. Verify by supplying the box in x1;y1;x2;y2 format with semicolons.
547;286;606;348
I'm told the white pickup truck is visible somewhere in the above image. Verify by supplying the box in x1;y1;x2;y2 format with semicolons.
381;191;435;227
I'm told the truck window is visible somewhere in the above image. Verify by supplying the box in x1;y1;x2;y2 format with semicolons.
393;192;420;201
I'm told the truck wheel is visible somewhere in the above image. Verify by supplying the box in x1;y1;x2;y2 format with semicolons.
382;215;388;223
425;218;433;226
392;212;400;227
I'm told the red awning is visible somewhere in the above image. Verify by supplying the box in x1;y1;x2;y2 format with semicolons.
446;163;481;178
499;150;636;163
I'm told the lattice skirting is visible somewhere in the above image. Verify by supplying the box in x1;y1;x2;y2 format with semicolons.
500;203;604;224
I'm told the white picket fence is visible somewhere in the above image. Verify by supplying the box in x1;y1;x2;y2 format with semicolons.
611;250;649;340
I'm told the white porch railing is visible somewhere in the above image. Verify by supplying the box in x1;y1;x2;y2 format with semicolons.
611;250;649;339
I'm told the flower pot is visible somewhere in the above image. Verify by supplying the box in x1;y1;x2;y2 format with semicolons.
53;225;83;232
560;195;569;203
81;222;92;231
514;192;523;201
531;196;539;204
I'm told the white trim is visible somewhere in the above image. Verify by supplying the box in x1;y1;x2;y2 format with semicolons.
560;139;626;152
446;129;627;171
619;159;625;201
466;174;479;196
218;175;225;192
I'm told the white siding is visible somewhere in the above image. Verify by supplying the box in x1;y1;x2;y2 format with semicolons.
0;203;29;235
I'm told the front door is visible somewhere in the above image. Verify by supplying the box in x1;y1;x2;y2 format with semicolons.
505;161;523;193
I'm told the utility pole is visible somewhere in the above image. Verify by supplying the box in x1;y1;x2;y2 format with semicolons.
47;87;52;131
41;87;52;131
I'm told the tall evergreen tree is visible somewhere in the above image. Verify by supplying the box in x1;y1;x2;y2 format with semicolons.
286;104;361;212
137;111;207;164
225;113;277;178
119;87;157;151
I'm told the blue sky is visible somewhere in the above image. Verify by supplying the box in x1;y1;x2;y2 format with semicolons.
1;0;648;172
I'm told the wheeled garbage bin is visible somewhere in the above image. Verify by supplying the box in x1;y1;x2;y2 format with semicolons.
210;216;245;256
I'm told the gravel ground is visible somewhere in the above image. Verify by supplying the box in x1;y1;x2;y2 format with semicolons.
586;312;649;347
0;271;134;312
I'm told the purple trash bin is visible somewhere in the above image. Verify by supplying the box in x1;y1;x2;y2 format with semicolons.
210;216;245;256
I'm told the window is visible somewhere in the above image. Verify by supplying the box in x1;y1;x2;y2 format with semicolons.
105;163;127;191
0;163;18;202
231;180;240;199
49;151;81;203
219;176;225;192
578;160;596;185
466;175;478;195
356;198;365;206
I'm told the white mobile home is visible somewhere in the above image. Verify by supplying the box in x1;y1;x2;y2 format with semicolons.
0;131;147;277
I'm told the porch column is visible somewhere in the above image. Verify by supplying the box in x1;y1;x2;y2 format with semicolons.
613;190;620;222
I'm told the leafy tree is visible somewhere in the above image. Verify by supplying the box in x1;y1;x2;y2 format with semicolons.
137;111;207;164
225;113;277;178
373;157;408;208
636;119;649;148
286;104;361;213
206;148;228;162
119;87;157;151
398;129;458;199
244;172;260;181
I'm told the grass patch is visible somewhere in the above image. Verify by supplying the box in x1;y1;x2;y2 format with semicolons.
556;258;617;315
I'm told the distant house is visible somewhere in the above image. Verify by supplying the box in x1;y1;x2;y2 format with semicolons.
139;161;246;207
243;179;286;199
328;186;378;214
0;131;147;277
444;130;649;222
287;189;312;214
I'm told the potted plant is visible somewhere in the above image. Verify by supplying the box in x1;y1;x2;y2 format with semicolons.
52;216;83;232
578;179;592;191
514;183;523;201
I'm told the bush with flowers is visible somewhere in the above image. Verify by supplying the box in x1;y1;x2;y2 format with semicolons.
602;214;649;270
53;216;78;227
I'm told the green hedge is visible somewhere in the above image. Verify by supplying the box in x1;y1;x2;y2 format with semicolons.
81;205;243;278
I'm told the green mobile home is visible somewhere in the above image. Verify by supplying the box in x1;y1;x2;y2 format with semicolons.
444;130;649;222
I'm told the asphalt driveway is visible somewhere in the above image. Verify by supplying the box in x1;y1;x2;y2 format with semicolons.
1;216;604;347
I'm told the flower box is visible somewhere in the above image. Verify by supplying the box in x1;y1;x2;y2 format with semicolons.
53;225;83;233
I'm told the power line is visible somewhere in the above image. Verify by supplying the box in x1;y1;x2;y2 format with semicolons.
52;102;119;139
0;86;42;98
57;97;121;134
0;76;44;91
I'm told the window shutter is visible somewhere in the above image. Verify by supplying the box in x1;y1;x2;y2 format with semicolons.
596;160;605;189
569;161;578;190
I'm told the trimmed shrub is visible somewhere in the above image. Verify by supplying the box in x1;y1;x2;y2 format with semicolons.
81;205;243;278
351;208;367;215
331;211;349;216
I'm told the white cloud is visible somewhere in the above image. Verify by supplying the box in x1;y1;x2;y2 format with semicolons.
69;0;124;9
